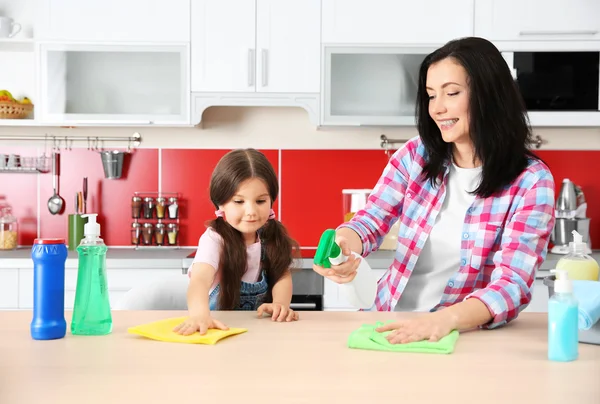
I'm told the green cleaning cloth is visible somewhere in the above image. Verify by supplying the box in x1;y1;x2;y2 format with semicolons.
347;322;459;354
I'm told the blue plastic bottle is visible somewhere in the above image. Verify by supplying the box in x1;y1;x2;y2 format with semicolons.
30;238;68;340
548;269;579;362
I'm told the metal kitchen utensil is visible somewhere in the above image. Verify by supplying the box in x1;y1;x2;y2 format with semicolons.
100;150;125;179
47;152;64;215
83;177;88;214
556;178;577;218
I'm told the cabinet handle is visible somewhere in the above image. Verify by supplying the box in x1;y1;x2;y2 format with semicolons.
519;30;598;36
261;49;268;87
248;49;255;87
289;302;317;310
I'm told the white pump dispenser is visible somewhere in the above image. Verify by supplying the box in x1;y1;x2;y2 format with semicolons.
82;213;100;238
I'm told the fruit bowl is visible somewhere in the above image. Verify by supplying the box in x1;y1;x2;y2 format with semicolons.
0;101;34;119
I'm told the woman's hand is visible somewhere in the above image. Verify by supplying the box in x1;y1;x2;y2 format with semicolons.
312;235;362;284
257;303;299;322
173;314;229;336
375;311;456;344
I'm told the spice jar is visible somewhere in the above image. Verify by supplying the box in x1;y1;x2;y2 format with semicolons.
156;197;167;219
131;196;142;219
142;223;154;245
168;197;179;219
167;223;178;245
155;223;166;246
0;207;18;250
143;197;155;219
131;222;142;245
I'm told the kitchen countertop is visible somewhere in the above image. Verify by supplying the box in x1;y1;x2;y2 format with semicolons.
1;310;598;403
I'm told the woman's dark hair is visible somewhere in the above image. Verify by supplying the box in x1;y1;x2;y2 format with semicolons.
208;148;299;309
416;36;539;197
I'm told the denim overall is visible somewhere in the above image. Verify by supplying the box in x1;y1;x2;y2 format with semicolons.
208;234;269;311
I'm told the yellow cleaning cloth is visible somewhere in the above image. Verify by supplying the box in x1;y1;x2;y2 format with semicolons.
127;316;247;345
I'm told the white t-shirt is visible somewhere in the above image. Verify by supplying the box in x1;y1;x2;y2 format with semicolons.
189;228;262;293
395;162;482;312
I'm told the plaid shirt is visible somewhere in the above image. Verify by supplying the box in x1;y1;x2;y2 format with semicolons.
340;136;555;329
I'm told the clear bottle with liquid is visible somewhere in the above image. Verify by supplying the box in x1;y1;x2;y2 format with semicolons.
314;229;377;310
548;269;579;362
71;213;112;335
556;230;600;281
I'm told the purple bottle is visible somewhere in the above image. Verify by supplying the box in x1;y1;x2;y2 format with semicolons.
30;238;68;340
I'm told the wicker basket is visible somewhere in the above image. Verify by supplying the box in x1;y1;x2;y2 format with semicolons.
0;101;34;119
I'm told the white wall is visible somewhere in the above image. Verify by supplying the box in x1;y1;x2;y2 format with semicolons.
1;106;600;150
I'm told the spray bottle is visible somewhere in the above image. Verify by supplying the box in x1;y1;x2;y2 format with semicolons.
548;269;579;362
556;230;599;281
314;229;377;309
71;213;112;335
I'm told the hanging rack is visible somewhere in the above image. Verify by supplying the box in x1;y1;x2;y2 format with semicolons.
0;132;142;151
380;133;547;156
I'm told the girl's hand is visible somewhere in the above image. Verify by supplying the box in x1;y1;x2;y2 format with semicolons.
173;315;229;336
312;235;361;284
257;303;299;322
375;312;455;344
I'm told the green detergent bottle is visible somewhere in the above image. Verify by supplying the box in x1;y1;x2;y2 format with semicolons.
314;229;378;310
71;213;112;335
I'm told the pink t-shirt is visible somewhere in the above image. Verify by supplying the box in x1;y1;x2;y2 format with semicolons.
189;227;262;293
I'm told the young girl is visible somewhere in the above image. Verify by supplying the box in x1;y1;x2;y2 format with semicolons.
174;148;300;336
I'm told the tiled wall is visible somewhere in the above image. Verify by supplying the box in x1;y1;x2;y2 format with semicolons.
2;145;600;249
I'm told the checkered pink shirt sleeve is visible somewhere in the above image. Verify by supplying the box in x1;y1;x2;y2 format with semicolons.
339;136;555;329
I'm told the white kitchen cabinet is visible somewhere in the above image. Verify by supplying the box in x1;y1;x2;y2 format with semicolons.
523;279;550;313
322;46;429;126
322;0;474;45
18;268;176;309
38;43;190;126
475;0;600;42
191;0;320;94
36;0;190;42
0;270;19;309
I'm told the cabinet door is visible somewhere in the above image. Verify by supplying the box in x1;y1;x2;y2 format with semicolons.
322;0;474;44
191;0;256;92
38;0;190;42
477;0;600;41
255;0;320;93
0;270;19;309
523;279;550;313
39;43;190;125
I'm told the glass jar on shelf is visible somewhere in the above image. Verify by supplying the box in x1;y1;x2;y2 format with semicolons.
131;222;142;245
168;197;179;219
141;223;154;245
156;197;167;219
167;223;178;245
0;207;19;250
155;223;166;246
131;196;142;219
143;197;155;219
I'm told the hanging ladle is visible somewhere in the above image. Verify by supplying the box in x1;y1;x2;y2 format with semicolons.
47;151;65;215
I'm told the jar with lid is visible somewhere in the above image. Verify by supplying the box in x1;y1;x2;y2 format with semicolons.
142;223;154;245
168;197;179;219
131;196;142;219
167;223;178;245
0;206;19;250
156;197;167;219
155;223;166;246
131;222;142;245
143;197;155;219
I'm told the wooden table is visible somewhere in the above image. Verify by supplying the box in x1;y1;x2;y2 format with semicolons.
1;311;599;404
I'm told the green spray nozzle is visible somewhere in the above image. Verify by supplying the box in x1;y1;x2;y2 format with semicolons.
314;229;341;269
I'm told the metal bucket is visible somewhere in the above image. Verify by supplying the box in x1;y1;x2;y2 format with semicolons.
543;275;600;345
100;150;125;179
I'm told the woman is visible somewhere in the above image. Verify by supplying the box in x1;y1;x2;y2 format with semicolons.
313;37;555;344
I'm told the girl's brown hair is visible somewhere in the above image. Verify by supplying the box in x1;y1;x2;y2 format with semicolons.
208;148;299;309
